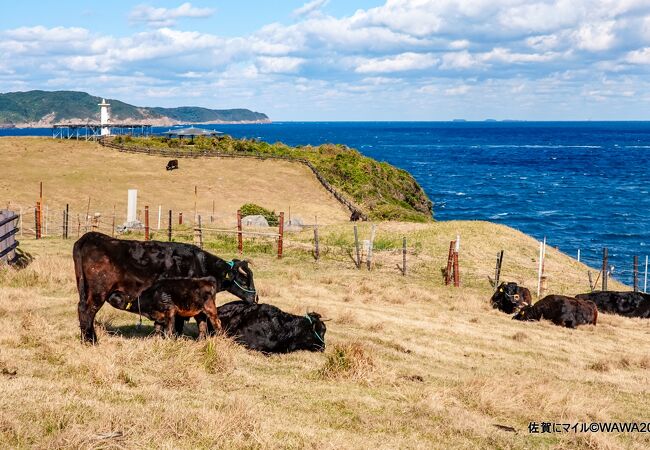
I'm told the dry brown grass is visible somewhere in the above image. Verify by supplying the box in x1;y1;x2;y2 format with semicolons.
2;226;648;449
1;138;649;449
0;137;349;226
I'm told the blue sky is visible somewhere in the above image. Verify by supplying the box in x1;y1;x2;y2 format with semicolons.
2;1;650;120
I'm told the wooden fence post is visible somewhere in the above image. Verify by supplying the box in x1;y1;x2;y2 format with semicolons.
144;205;150;241
278;212;284;259
353;225;361;269
602;248;608;291
445;241;455;285
65;204;69;239
111;205;116;238
62;209;66;239
168;210;172;241
195;215;203;249
643;255;648;294
314;218;320;261
77;214;81;238
35;202;41;239
453;243;460;287
179;212;183;225
45;205;48;237
494;250;504;291
633;255;639;292
401;237;407;276
157;205;162;230
237;210;243;255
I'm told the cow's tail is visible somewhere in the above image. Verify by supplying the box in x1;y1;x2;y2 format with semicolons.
72;239;86;308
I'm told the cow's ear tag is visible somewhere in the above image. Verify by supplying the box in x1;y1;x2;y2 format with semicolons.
499;288;503;292
225;272;232;280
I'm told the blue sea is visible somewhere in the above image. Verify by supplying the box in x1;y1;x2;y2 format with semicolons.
4;122;650;284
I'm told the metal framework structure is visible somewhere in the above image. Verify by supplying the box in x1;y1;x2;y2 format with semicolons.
52;123;153;140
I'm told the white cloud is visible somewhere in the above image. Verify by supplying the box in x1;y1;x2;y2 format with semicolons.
355;52;438;73
293;0;329;18
257;56;305;73
440;51;482;70
445;85;470;95
129;2;214;28
573;21;617;51
625;47;650;64
3;1;650;119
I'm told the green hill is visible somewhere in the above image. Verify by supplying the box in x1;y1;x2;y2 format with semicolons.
0;90;269;125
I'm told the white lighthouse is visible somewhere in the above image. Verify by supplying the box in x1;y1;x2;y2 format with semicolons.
98;98;111;136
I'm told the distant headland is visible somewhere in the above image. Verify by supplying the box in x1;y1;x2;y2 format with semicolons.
0;90;270;127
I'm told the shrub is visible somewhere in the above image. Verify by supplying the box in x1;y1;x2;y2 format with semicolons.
239;203;279;226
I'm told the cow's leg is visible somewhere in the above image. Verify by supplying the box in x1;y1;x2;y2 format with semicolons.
202;299;223;335
194;312;215;336
174;316;185;336
164;310;176;338
78;292;104;344
196;315;208;340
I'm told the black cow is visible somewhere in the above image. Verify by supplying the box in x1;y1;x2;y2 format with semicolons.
108;277;221;339
490;282;532;314
575;291;650;318
166;159;178;171
350;210;362;221
513;295;597;328
73;232;257;343
217;301;327;353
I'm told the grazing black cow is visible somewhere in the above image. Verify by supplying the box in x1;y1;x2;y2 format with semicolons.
350;210;362;221
108;277;221;339
217;301;327;353
575;291;650;318
73;232;257;343
513;295;597;328
490;282;532;314
166;159;179;171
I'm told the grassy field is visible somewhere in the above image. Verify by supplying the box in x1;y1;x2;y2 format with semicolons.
1;221;649;449
1;138;649;449
1;137;350;226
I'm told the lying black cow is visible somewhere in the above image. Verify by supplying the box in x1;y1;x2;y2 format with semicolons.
217;301;327;353
73;232;257;343
575;291;650;318
490;282;532;314
108;277;221;339
166;159;178;171
513;295;597;328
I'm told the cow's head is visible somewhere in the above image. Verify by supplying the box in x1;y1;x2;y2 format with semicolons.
512;305;538;321
223;259;258;303
302;312;327;352
498;282;520;303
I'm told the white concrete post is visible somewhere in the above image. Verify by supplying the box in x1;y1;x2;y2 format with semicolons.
127;189;138;224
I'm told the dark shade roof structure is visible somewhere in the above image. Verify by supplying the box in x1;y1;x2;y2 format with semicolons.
163;127;224;138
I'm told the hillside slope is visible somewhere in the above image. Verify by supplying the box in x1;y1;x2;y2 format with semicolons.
0;90;269;126
0;219;645;449
117;135;434;222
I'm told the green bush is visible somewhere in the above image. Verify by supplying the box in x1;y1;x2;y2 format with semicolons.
239;203;279;226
